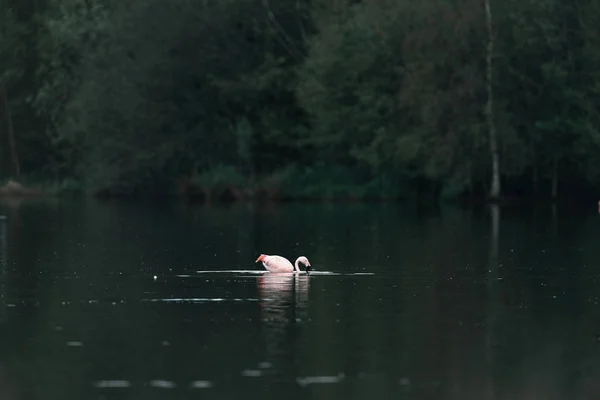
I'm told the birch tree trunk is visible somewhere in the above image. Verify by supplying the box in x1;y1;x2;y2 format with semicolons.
485;0;500;199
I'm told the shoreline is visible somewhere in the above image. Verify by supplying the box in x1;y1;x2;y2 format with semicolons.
0;179;596;208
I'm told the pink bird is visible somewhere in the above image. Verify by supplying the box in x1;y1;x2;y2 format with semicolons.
255;254;312;273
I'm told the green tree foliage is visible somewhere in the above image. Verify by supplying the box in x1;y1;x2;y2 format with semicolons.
1;0;600;201
36;0;313;195
497;0;598;196
298;0;488;198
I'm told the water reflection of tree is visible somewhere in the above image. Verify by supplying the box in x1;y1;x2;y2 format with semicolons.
486;204;500;400
256;274;309;377
481;204;600;400
0;216;19;399
0;215;6;323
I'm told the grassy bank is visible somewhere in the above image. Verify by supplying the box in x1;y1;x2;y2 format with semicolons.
3;163;596;206
0;178;83;198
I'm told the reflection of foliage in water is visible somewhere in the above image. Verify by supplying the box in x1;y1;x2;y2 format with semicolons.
0;202;599;397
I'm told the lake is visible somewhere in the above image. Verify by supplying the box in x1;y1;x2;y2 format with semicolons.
0;198;599;399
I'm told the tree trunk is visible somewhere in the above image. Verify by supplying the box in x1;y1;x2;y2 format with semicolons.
485;0;500;199
532;160;538;196
467;158;474;199
551;155;558;199
0;84;20;178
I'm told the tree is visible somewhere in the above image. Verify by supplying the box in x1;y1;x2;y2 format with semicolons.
485;0;500;199
35;0;311;193
298;0;488;199
497;0;596;198
0;3;24;178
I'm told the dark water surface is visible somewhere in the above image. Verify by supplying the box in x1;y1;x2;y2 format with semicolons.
0;199;599;399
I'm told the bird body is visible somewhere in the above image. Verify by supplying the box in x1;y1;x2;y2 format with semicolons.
255;254;311;273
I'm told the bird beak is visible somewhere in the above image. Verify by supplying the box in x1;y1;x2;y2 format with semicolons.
255;255;264;263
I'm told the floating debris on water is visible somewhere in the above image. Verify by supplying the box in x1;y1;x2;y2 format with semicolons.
149;380;176;389
93;380;212;389
296;373;345;387
94;380;131;388
242;369;262;377
190;380;213;389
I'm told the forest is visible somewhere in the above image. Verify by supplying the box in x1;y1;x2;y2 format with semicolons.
1;0;600;203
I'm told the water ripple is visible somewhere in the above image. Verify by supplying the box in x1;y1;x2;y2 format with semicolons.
141;298;262;303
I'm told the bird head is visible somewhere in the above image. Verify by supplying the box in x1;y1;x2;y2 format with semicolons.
298;256;311;271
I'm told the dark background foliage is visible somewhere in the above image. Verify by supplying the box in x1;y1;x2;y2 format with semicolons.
1;0;599;202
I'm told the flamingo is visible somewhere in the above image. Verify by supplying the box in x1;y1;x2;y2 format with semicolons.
255;254;311;273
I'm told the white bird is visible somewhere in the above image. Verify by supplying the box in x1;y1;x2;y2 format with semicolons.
255;254;311;273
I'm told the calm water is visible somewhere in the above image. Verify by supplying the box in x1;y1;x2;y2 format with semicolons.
0;198;599;399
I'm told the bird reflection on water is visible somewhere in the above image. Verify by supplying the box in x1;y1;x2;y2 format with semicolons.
256;274;310;377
